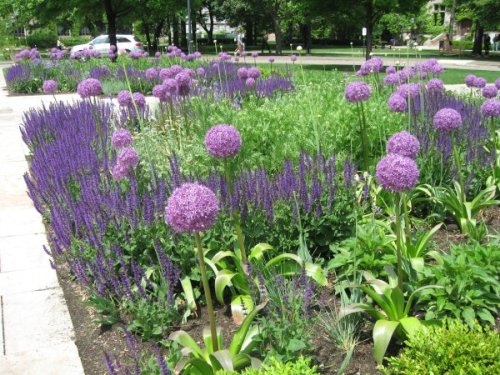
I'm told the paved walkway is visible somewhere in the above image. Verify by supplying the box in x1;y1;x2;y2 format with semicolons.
0;73;84;373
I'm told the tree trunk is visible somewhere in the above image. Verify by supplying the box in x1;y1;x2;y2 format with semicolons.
365;1;373;60
273;15;282;54
102;0;117;62
173;16;179;46
153;21;164;51
472;21;483;55
144;22;152;52
181;20;187;48
191;18;197;48
245;19;254;46
166;16;172;45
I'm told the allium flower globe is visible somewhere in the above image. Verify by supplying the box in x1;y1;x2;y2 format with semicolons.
245;77;255;88
132;92;146;108
386;66;396;74
165;183;220;233
386;131;420;159
290;54;297;62
205;124;242;158
112;163;129;181
117;90;133;106
376;154;420;192
42;79;57;94
426;78;444;92
145;68;158;80
473;77;487;88
481;99;500;117
433;108;462;132
237;67;248;80
397;83;421;99
388;93;407;113
383;74;399;86
247;67;261;79
111;129;133;149
344;82;371;103
482;85;498;99
495;78;500;90
77;78;102;98
117;148;139;168
464;74;476;88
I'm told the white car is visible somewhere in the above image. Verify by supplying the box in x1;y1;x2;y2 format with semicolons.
70;34;144;56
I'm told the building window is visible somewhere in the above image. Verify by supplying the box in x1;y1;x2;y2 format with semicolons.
433;4;446;26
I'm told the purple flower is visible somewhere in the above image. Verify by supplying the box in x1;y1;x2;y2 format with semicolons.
386;131;420;159
465;74;476;88
196;67;206;76
117;148;139;169
175;72;192;96
42;80;57;94
386;66;396;74
426;78;444;92
111;163;129;181
117;90;133;106
237;67;248;80
495;78;500;90
111;129;133;149
290;54;297;62
473;77;487;88
205;124;242;158
145;68;158;80
388;93;407;113
159;68;173;80
165;183;220;233
344;82;371;103
269;58;275;63
376;154;420;192
245;77;256;87
383;74;400;86
429;63;444;75
132;92;146;108
247;67;261;79
155;51;161;58
77;78;102;98
482;85;498;99
398;67;414;82
397;83;421;99
481;99;500;117
433;108;462;132
251;51;259;58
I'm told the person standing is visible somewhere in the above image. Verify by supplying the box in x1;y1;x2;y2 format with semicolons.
484;34;491;56
493;34;499;52
236;30;245;55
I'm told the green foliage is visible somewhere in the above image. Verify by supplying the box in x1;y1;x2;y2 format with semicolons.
417;240;500;326
216;356;319;375
26;28;57;48
380;320;500;374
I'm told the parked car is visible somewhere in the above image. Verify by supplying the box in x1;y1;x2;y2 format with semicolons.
70;34;144;56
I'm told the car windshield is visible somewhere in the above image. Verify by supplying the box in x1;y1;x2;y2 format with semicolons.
92;36;109;44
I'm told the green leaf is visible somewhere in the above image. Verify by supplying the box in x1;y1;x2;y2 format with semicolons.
211;250;236;264
231;294;254;325
169;330;206;360
229;301;267;356
287;338;307;352
214;270;236;303
477;309;495;325
265;253;303;268
203;327;223;355
461;307;475;322
210;350;234;371
188;358;214;375
304;262;328;286
248;243;273;261
373;320;399;364
399;317;423;337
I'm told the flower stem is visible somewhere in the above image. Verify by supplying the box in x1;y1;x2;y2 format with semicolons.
451;132;465;202
195;232;218;352
394;193;404;290
401;192;411;247
491;117;497;181
357;102;370;170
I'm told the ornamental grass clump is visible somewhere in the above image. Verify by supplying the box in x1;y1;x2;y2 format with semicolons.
345;81;372;170
165;182;220;350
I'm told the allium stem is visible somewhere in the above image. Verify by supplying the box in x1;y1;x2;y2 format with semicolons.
194;232;219;352
394;193;404;290
402;192;411;247
357;102;370;170
451;133;465;202
491;118;497;181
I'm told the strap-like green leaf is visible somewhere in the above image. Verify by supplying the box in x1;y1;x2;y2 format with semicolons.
399;316;424;337
373;320;399;364
229;301;267;356
231;295;254;325
248;243;273;261
169;330;205;359
305;262;328;286
210;350;234;371
215;270;236;303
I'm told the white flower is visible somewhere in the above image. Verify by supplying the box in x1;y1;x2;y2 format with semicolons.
214;40;217;44
297;46;303;51
350;42;353;46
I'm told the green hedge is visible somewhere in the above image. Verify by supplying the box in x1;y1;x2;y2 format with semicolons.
26;29;57;49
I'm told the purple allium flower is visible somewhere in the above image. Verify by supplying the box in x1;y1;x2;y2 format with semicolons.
383;73;400;86
482;85;498;99
386;131;420;159
426;78;444;92
344;82;371;103
152;84;166;99
170;64;183;75
159;68;173;80
245;77;255;87
132;92;146;108
111;129;133;149
473;77;487;88
495;78;500;90
145;67;158;80
433;108;462;132
117;90;133;106
465;74;476;87
398;67;414;82
376;154;420;192
386;66;396;74
117;148;139;168
481;99;500;117
269;58;275;63
251;51;259;58
175;72;191;96
247;67;261;79
110;45;117;52
204;124;242;158
42;80;57;94
397;83;421;99
155;51;161;58
112;163;129;181
196;67;205;76
388;93;407;113
77;78;102;98
290;54;297;62
429;63;444;75
165;183;220;233
237;67;248;80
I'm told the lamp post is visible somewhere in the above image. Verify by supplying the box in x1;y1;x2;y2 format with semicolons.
187;0;193;53
362;27;367;60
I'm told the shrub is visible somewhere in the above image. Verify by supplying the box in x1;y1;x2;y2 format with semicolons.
26;29;57;49
216;356;319;375
380;320;500;374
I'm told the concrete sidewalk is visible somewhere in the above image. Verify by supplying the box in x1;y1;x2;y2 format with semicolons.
0;74;84;373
